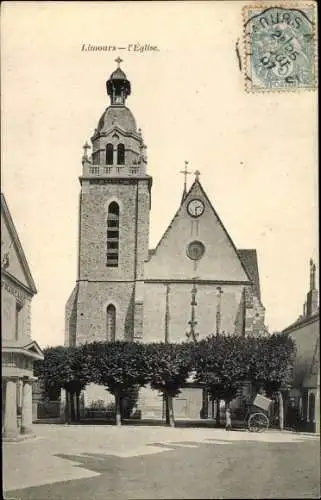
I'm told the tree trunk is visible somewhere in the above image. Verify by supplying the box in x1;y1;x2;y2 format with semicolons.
167;394;175;428
283;391;289;428
278;390;284;431
75;392;80;422
70;392;76;422
211;398;215;419
215;399;220;426
66;391;72;424
115;392;121;426
60;388;67;423
165;393;170;425
120;395;125;422
202;389;208;419
225;401;232;429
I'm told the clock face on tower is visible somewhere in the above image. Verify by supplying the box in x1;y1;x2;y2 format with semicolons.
187;199;205;218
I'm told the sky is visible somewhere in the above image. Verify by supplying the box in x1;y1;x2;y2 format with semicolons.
1;1;318;348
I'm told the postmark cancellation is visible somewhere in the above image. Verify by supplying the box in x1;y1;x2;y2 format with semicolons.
243;3;317;92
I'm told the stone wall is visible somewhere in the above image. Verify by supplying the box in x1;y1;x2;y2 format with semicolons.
75;280;136;343
143;282;246;342
78;179;150;282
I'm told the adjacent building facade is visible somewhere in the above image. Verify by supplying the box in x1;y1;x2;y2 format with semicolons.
282;260;319;433
1;193;44;440
65;62;267;418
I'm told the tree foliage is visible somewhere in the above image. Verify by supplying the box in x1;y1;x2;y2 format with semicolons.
145;342;193;426
146;342;193;397
247;332;296;395
34;345;91;393
194;335;248;403
83;341;150;425
86;341;149;393
35;334;296;429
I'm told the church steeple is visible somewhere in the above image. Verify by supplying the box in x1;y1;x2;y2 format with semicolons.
106;57;131;106
87;60;149;172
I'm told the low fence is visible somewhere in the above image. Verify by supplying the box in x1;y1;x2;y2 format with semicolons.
35;400;141;421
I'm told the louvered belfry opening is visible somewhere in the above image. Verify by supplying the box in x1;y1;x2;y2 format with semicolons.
117;143;125;165
106;143;114;165
106;202;119;267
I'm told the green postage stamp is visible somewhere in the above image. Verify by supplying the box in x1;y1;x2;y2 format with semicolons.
243;3;318;91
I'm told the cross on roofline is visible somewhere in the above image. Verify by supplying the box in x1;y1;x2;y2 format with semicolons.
115;57;123;67
194;170;201;182
179;160;192;192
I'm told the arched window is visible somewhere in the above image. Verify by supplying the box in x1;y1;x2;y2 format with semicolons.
117;144;125;165
106;202;119;267
106;304;116;341
106;143;114;165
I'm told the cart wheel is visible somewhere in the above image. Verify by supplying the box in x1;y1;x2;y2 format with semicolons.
248;412;269;432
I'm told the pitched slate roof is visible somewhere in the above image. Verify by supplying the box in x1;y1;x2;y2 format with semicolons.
238;249;261;300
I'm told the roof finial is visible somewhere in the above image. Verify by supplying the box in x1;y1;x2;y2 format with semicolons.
83;141;91;156
194;170;201;182
115;57;123;68
82;141;91;162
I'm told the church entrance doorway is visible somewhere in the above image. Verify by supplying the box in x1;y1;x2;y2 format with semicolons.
173;387;203;419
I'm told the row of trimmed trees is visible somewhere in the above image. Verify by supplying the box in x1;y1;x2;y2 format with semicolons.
34;333;296;428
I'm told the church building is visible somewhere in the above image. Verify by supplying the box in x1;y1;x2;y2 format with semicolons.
65;60;266;417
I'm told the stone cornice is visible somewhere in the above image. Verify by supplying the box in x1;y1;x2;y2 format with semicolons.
79;177;153;193
2;346;44;360
76;278;251;286
91;125;141;142
142;279;251;286
1;273;33;302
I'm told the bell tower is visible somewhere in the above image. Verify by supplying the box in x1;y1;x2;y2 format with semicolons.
65;60;152;345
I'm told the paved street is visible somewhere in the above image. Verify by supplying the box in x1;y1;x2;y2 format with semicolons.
3;424;320;499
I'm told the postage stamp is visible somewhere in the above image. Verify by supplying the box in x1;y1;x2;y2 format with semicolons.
243;3;317;92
